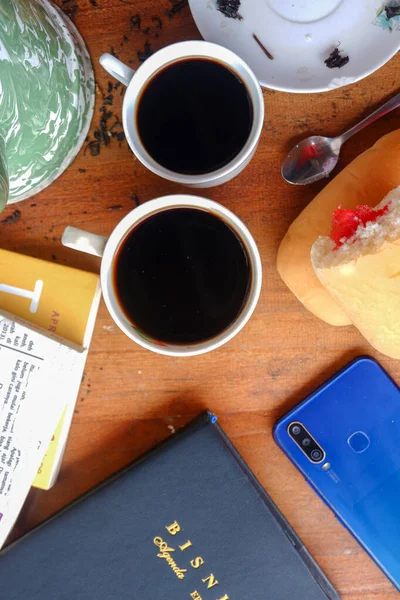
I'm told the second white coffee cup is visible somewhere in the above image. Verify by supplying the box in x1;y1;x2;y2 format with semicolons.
62;195;262;357
99;41;264;188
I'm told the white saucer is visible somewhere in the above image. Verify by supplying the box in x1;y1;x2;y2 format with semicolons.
188;0;400;92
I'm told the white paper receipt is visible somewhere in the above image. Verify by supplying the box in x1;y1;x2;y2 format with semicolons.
0;315;79;548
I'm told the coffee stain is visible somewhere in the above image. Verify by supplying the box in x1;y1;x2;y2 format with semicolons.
131;193;140;206
60;0;79;20
1;210;21;225
137;40;153;63
166;0;188;18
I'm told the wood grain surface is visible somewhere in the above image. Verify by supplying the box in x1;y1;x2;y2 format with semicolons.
3;1;400;598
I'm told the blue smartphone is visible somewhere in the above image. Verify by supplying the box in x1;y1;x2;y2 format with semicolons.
274;356;400;591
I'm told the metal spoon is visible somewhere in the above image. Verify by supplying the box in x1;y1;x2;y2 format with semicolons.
281;91;400;185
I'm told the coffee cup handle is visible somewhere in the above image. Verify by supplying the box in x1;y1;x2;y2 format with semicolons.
62;226;108;258
99;53;135;87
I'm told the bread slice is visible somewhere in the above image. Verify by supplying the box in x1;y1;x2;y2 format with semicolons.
277;128;400;326
311;187;400;359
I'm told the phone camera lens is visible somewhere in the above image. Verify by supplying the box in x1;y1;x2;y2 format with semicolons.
288;421;325;463
311;449;323;461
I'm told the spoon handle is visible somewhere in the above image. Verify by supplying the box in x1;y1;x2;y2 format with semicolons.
340;92;400;144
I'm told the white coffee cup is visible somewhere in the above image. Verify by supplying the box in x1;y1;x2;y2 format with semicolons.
99;41;264;188
62;195;262;356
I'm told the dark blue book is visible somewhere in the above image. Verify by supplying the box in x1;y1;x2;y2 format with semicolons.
0;411;340;600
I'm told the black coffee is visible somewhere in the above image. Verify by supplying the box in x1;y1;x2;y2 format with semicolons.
114;208;251;344
136;58;253;175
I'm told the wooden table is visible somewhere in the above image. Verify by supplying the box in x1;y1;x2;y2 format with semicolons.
3;1;400;598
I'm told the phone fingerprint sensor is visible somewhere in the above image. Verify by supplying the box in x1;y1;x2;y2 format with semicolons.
348;431;370;453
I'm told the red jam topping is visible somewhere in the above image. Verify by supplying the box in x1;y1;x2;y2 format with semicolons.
330;203;390;249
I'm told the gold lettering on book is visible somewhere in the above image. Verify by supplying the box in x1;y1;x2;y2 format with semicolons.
202;574;219;589
190;557;205;569
166;521;181;535
180;540;193;551
162;520;230;598
153;537;188;580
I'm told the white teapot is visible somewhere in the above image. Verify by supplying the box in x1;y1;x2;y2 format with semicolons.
0;0;94;211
